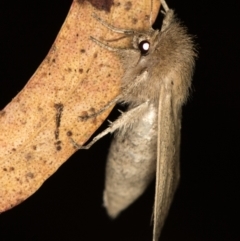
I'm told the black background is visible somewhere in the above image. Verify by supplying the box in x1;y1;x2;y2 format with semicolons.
0;0;239;240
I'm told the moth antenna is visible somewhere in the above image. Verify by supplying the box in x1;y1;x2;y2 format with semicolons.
91;13;134;35
150;0;170;26
90;36;119;52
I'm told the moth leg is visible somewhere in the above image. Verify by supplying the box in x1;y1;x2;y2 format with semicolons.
92;13;134;35
160;1;174;32
160;0;169;13
70;101;149;149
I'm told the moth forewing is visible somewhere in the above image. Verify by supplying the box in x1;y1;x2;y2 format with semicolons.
153;83;181;241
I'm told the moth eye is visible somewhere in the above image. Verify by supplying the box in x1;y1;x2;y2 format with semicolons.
138;40;150;55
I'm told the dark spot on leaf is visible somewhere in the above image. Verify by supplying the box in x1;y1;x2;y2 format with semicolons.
67;131;73;136
77;0;114;12
79;69;83;73
32;145;37;150
20;120;27;125
12;148;16;152
55;130;59;140
3;168;7;171
25;153;32;160
124;1;132;11
54;103;63;108
132;18;138;24
54;103;64;139
38;106;43;111
89;107;96;113
56;145;62;151
26;172;34;179
93;53;98;58
54;103;64;112
79;111;89;121
68;67;72;72
10;167;14;171
145;15;150;21
80;49;86;53
55;140;62;145
52;58;56;63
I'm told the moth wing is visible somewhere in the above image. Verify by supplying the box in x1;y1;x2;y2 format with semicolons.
153;83;181;241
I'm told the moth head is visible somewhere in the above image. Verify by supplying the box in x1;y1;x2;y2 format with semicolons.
120;13;196;106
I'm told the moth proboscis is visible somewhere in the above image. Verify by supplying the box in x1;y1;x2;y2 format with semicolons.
70;0;196;240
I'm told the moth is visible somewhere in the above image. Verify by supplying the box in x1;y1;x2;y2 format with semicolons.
71;0;196;240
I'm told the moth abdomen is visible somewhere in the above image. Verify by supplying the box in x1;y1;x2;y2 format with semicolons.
104;104;158;217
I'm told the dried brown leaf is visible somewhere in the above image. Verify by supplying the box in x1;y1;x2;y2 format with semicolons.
0;0;160;212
